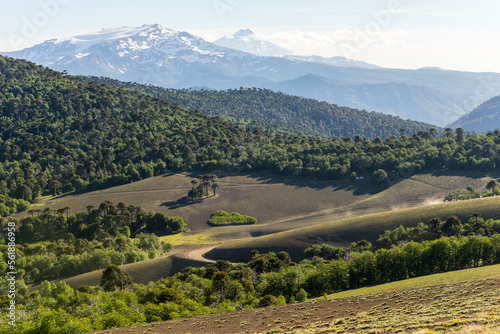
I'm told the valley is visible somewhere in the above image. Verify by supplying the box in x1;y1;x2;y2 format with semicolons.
23;170;498;289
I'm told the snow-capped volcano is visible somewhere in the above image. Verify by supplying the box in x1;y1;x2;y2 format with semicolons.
214;29;293;57
8;24;254;67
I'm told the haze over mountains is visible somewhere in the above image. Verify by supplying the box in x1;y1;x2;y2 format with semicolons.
450;94;500;132
4;23;500;127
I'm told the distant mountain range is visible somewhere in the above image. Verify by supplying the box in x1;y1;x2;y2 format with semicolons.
450;95;500;132
4;24;500;127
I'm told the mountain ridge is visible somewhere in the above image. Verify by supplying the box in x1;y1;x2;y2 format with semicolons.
78;75;440;139
214;29;293;57
450;94;500;132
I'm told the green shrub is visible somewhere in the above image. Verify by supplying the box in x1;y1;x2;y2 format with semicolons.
208;210;257;226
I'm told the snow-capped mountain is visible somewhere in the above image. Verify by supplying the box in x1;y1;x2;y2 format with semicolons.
4;24;265;85
214;29;293;57
4;23;500;126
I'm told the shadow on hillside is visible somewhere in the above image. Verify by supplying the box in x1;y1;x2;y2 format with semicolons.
427;168;499;180
250;172;384;196
160;196;193;210
181;169;387;196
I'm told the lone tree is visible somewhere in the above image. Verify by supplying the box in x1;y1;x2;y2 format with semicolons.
100;264;133;292
486;180;498;194
211;182;219;196
212;271;229;302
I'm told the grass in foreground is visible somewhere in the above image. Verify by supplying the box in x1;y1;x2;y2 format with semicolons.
324;262;500;300
84;264;500;334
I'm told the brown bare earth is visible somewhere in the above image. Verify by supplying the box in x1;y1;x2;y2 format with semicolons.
19;170;493;234
25;170;500;289
84;272;500;334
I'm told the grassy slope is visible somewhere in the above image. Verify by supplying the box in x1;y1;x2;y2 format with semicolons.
84;264;500;334
207;195;500;262
20;171;377;232
19;170;492;236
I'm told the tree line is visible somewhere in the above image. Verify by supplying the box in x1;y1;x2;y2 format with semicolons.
6;201;185;243
444;179;500;202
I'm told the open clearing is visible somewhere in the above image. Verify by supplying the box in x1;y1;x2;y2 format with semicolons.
84;264;500;334
207;195;500;262
20;170;493;235
26;170;500;287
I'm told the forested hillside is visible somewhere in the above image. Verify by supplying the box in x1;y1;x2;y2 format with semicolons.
450;95;500;132
79;76;438;139
1;55;500;216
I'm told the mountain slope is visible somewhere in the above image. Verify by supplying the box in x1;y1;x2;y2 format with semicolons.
214;29;293;57
284;54;380;69
449;95;500;132
273;75;464;126
4;24;500;126
80;76;440;139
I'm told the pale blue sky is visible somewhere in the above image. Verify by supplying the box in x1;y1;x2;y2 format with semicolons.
1;0;499;72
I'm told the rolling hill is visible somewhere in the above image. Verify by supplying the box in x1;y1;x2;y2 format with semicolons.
450;94;500;132
5;52;500;216
80;76;440;139
83;264;500;334
206;194;500;262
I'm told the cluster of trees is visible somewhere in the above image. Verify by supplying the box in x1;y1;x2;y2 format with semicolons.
4;56;500;217
187;174;219;201
0;232;171;283
0;201;181;283
378;215;500;247
80;77;437;140
445;180;500;202
208;210;257;226
0;194;29;217
1;201;185;244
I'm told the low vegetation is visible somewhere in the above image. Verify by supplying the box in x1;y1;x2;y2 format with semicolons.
208;210;257;226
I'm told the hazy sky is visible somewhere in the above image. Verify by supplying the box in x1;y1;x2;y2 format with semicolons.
1;0;499;72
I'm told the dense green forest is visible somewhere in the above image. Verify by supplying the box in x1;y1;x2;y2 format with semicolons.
1;55;500;218
80;76;439;139
0;201;180;283
2;213;500;333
